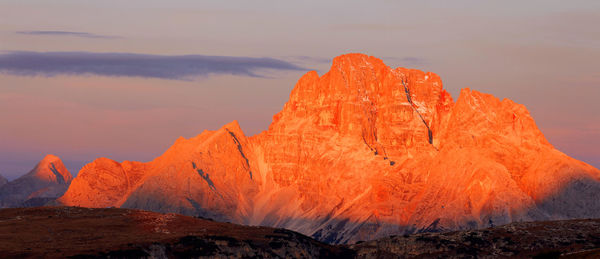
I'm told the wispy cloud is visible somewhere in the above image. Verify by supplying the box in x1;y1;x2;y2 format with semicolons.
15;30;120;39
285;56;332;64
0;51;306;80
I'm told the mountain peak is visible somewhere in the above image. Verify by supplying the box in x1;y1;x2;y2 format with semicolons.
29;154;72;184
269;53;450;155
331;53;387;71
41;154;60;163
221;120;244;136
56;53;600;244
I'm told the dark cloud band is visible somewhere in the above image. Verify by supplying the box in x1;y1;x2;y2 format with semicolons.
0;51;306;80
16;31;120;39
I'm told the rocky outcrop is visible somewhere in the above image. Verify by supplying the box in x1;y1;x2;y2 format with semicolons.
57;53;600;244
0;155;73;207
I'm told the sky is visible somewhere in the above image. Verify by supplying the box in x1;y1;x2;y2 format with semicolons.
0;0;599;179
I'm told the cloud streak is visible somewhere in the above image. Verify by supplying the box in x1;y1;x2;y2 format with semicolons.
0;51;306;80
16;30;120;39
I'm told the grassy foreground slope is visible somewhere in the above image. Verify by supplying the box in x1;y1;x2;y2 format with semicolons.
0;207;599;258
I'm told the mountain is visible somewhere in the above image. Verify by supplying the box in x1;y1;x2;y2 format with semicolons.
0;155;73;207
1;207;598;258
56;53;600;244
0;175;7;187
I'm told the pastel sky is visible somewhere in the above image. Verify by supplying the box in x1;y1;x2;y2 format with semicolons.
1;0;599;179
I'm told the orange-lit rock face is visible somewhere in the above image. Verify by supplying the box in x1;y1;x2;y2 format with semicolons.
58;53;600;244
57;121;259;223
57;157;147;208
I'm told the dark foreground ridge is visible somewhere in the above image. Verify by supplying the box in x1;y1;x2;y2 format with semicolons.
0;207;352;258
0;207;599;258
350;219;600;258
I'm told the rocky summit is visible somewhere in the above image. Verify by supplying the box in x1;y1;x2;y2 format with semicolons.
56;53;600;244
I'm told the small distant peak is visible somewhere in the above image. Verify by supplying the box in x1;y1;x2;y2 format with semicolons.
41;154;61;163
36;154;65;170
29;154;72;184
